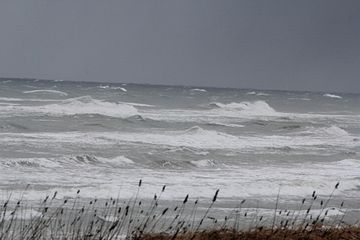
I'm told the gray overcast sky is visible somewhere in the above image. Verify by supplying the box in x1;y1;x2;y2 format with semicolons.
0;0;359;93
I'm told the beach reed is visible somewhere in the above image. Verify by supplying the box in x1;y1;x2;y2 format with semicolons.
0;181;358;240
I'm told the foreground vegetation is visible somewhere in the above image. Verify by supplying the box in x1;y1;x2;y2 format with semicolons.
0;181;359;239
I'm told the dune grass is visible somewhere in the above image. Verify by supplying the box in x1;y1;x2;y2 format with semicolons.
0;181;359;239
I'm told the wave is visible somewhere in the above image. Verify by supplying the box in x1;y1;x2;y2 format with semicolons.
2;155;135;169
0;102;20;106
303;125;349;137
23;89;68;96
206;122;245;128
288;97;311;101
0;97;25;101
190;88;207;92
246;91;270;96
70;154;134;167
118;101;153;107
114;87;127;92
323;93;342;99
3;158;60;168
5;96;140;118
335;159;360;167
190;159;216;167
98;85;110;89
98;85;127;92
0;97;59;102
210;100;278;116
1;124;358;153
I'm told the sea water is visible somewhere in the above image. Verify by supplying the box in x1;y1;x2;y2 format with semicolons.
0;78;359;215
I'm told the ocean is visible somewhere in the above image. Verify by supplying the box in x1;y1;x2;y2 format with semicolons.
0;78;359;214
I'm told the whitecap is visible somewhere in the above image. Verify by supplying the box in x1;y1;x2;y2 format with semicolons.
210;100;278;116
98;85;110;89
303;125;349;137
23;89;68;96
99;155;135;166
190;159;216;167
119;101;153;107
288;97;311;101
112;87;127;92
323;93;342;99
5;96;140;118
3;158;60;168
66;154;135;168
190;88;207;92
208;122;245;128
335;159;360;167
256;92;270;96
0;97;60;102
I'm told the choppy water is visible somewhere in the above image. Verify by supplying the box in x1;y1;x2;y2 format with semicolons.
0;78;359;209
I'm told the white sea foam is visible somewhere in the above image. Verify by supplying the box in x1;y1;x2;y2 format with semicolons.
246;91;269;96
335;158;360;167
2;158;61;168
1;155;135;170
303;126;349;137
0;96;140;118
208;122;245;128
116;87;127;92
256;92;270;96
0;125;358;151
190;159;216;167
191;88;207;92
98;86;127;92
210;101;278;116
119;101;153;107
0;97;60;102
3;157;359;201
323;93;342;99
288;97;311;101
320;126;349;136
0;97;25;101
98;155;135;166
23;89;68;96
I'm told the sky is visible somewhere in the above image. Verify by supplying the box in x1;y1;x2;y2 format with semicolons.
0;0;359;93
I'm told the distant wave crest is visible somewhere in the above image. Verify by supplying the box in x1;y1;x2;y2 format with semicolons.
209;100;278;116
23;89;68;96
18;96;140;118
323;93;342;99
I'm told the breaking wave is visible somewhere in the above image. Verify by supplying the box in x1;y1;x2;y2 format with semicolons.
23;89;68;96
335;159;360;167
303;125;349;137
4;96;140;118
70;154;135;167
190;88;207;92
209;100;278;116
2;155;135;169
98;85;127;92
190;159;217;167
323;93;342;99
2;158;60;168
